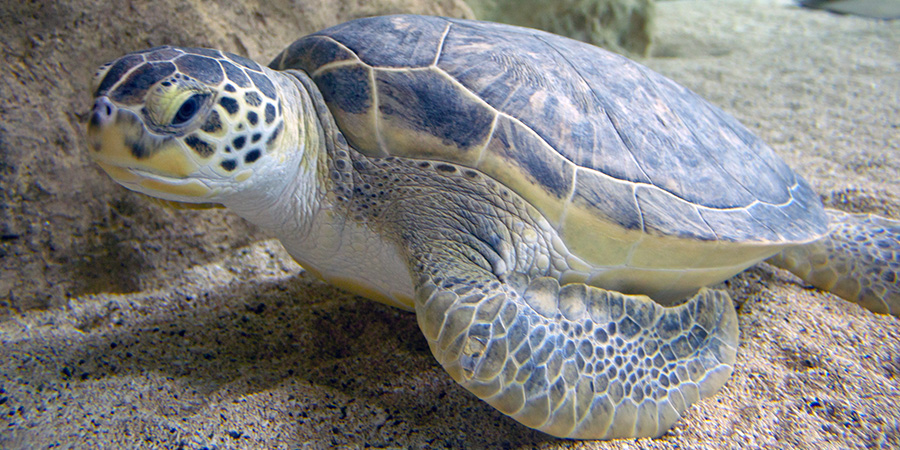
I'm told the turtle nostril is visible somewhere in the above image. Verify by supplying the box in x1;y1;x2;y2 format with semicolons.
90;97;116;126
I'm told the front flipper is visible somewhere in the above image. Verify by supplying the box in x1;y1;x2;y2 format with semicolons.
768;210;900;316
414;263;738;439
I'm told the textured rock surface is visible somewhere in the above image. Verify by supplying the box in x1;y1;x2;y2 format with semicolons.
466;0;655;55
1;0;898;448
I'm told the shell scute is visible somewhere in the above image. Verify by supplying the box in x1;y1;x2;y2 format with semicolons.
565;168;642;237
276;35;359;73
699;207;776;243
316;64;379;152
316;64;372;115
646;72;795;207
376;68;495;163
311;15;447;68
635;186;716;241
479;115;574;225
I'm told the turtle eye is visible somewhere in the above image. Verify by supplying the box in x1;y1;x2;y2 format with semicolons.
171;94;205;126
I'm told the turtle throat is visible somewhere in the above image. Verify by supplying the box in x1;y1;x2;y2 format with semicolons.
220;68;326;236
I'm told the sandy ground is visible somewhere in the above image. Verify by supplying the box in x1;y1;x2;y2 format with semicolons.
1;0;899;448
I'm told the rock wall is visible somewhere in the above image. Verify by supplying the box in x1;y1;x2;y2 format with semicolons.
0;0;473;316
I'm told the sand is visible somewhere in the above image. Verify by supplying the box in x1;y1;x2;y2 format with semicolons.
1;0;898;448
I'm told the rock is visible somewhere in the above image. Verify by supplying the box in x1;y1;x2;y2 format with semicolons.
797;0;900;20
465;0;655;55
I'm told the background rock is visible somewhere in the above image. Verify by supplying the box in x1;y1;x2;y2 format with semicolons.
466;0;655;55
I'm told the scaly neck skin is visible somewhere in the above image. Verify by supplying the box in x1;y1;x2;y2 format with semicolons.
226;68;417;307
221;67;329;240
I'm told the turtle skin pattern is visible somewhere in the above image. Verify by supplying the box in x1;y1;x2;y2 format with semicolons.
416;271;738;439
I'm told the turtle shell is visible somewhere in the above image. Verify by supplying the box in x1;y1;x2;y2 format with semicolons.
271;15;827;296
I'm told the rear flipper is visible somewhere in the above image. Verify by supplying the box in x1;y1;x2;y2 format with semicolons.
768;209;900;316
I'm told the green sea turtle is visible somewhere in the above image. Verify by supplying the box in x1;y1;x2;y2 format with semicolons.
86;15;899;440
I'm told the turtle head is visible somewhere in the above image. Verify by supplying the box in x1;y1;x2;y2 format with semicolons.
87;46;289;206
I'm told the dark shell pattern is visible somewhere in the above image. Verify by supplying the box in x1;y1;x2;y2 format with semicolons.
270;15;827;268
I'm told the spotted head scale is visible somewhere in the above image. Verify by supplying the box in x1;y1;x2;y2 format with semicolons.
88;46;294;205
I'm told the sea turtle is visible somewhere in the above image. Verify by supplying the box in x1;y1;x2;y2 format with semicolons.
86;15;899;440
